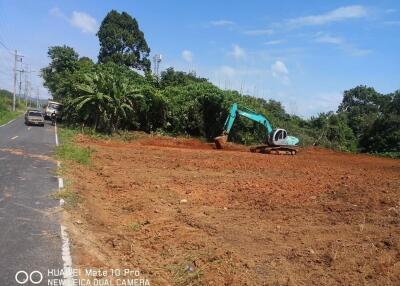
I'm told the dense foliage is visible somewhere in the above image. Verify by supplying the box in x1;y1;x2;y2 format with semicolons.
40;10;399;158
97;10;151;71
0;89;13;111
340;88;400;154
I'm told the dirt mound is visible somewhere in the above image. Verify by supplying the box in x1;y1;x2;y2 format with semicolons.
64;135;400;285
138;136;214;150
76;132;248;152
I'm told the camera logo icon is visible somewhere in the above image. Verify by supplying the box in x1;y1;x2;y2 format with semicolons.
15;270;43;284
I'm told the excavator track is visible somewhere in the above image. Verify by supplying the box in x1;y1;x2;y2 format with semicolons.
250;145;298;155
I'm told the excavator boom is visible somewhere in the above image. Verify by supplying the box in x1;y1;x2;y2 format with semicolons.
222;103;273;134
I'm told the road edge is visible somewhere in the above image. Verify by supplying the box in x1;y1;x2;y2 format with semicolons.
55;123;75;286
0;117;18;128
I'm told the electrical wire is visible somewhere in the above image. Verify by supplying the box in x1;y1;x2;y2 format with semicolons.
0;39;9;50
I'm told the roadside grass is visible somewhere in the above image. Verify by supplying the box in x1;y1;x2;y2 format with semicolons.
56;143;92;165
53;127;90;209
0;94;27;125
51;185;80;209
0;110;22;125
75;126;151;142
56;126;93;165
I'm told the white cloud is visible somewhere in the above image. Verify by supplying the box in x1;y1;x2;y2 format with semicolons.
229;44;246;60
218;66;236;78
210;20;235;26
70;11;98;34
314;33;371;56
271;60;288;75
315;34;343;44
264;39;286;45
287;5;368;26
50;8;98;34
181;50;193;63
243;29;273;36
271;60;289;84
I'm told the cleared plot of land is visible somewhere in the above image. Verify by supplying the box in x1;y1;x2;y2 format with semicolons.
64;134;400;285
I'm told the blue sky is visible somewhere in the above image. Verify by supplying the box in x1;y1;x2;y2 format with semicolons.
0;1;399;117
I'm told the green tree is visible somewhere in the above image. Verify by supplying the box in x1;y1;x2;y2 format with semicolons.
133;86;167;132
41;45;79;101
160;68;208;88
338;86;389;140
310;112;357;152
97;10;151;71
360;91;400;153
161;82;225;139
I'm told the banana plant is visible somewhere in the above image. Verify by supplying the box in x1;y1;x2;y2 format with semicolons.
73;69;142;132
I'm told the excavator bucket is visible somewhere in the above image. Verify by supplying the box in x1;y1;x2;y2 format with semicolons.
214;134;228;149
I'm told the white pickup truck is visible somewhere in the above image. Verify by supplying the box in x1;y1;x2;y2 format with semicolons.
44;100;63;120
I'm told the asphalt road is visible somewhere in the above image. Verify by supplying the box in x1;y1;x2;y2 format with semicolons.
0;117;63;285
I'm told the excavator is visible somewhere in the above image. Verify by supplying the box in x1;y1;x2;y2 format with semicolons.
214;103;300;155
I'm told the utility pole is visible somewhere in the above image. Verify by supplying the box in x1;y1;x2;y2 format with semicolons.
13;50;17;111
28;82;31;107
24;66;28;107
36;87;39;108
22;64;30;107
17;68;25;105
12;50;23;111
18;69;22;104
27;65;32;108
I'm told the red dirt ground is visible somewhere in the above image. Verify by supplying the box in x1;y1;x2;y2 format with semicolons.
64;134;400;286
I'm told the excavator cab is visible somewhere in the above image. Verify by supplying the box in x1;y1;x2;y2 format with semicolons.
269;128;299;146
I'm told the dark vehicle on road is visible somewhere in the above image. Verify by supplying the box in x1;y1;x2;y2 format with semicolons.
24;110;45;126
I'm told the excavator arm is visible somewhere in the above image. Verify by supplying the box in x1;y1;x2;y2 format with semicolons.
222;103;273;135
215;103;273;149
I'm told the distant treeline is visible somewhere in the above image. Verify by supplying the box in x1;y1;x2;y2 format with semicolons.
41;10;399;157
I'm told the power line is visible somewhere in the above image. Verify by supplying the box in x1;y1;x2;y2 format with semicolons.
0;42;45;103
0;37;15;56
0;39;10;50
